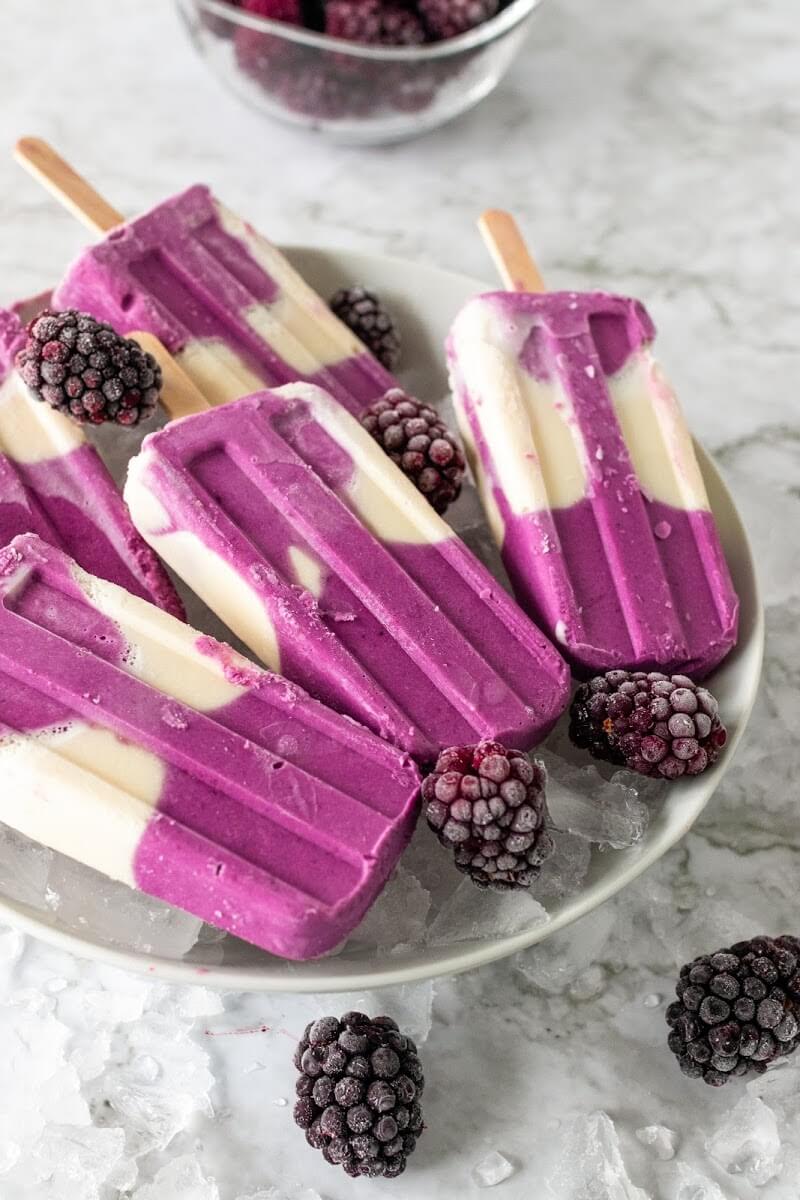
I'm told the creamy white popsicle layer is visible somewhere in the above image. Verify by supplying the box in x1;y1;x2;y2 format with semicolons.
0;534;421;960
53;186;395;415
448;291;739;678
125;382;570;762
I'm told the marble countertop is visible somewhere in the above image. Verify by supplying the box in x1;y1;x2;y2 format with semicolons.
0;0;798;1196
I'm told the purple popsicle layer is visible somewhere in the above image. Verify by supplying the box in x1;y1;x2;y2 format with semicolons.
448;291;739;678
0;534;420;960
52;186;395;416
125;383;570;762
0;309;184;618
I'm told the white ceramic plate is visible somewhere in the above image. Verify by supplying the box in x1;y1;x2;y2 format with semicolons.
0;248;763;991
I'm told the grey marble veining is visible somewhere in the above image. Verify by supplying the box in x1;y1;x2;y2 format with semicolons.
0;0;797;1196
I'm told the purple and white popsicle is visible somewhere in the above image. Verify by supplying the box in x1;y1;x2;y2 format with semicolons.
448;291;739;678
53;185;395;416
125;382;571;762
0;309;184;618
0;534;421;960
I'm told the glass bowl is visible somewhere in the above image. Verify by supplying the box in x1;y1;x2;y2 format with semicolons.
175;0;545;144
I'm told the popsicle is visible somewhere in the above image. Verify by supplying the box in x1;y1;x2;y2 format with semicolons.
14;139;395;416
447;211;739;679
0;533;421;960
0;307;184;618
124;378;571;762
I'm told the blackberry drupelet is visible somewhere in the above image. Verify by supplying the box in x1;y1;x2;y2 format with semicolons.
667;936;800;1086
569;670;726;779
17;310;161;428
418;0;498;39
324;0;383;42
361;388;465;515
423;741;553;890
293;1012;424;1178
329;285;401;370
380;6;427;44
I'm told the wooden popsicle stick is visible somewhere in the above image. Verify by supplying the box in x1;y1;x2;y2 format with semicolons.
130;332;211;421
14;136;123;236
478;209;547;293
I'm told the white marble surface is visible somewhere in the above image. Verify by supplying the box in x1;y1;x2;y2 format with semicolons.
0;0;799;1197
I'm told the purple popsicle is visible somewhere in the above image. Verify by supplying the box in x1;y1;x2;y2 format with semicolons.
0;534;420;960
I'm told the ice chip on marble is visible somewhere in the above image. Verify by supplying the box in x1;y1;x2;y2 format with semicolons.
89;1008;215;1157
706;1093;782;1187
672;901;762;970
516;905;615;994
568;963;607;1001
31;1125;135;1198
670;1163;727;1200
635;1124;677;1161
45;853;203;958
0;927;24;965
0;1141;19;1174
540;753;650;848
747;1058;800;1120
471;1149;515;1187
133;1155;219;1200
533;829;592;901
345;865;431;952
427;879;548;946
548;1110;649;1199
0;825;52;911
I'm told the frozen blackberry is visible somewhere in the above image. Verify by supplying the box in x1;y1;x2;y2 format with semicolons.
329;285;401;371
667;936;800;1086
380;6;427;45
569;670;726;780
423;741;553;890
419;0;498;39
293;1013;424;1178
361;389;465;515
17;310;161;428
241;0;302;22
324;0;382;42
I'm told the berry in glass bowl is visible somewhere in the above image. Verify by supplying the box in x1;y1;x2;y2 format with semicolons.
175;0;547;144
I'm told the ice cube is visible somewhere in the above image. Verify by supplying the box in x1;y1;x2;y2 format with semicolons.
0;824;52;910
540;753;650;848
706;1093;782;1187
516;905;615;994
568;964;607;1001
747;1058;800;1120
31;1126;134;1198
90;1008;215;1157
45;853;203;958
400;819;464;912
635;1124;677;1161
0;928;23;965
345;866;431;953
533;830;592;901
547;1111;649;1200
672;902;763;971
471;1150;515;1187
0;1142;19;1174
427;879;549;946
670;1162;727;1200
133;1155;219;1199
